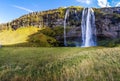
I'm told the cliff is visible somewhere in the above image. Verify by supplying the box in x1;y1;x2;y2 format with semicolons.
95;7;120;39
0;6;120;39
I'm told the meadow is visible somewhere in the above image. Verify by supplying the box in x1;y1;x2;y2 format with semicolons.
0;47;120;81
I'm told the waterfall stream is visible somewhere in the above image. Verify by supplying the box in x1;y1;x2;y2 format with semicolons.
81;8;97;47
64;8;97;47
64;9;69;46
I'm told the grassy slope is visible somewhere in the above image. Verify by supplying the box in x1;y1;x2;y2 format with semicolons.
0;47;120;81
0;27;40;45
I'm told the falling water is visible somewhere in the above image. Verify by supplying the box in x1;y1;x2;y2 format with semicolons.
64;9;69;46
81;8;97;47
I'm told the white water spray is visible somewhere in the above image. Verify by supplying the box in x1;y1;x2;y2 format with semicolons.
81;8;97;47
64;9;69;46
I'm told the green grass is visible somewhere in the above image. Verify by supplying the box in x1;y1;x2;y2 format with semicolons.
0;47;120;81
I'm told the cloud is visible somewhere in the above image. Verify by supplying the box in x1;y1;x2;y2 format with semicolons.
76;0;91;4
97;0;111;7
116;2;120;7
12;5;33;12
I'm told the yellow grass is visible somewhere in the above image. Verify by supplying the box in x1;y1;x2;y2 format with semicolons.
0;27;40;45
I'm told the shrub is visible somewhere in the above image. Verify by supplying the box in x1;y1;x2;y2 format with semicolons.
53;26;64;36
28;33;58;47
27;26;65;47
98;38;120;47
40;27;56;37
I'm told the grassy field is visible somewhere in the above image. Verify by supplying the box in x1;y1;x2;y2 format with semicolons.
0;47;120;81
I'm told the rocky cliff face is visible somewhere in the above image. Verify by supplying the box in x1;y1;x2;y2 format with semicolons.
0;6;120;39
95;7;120;39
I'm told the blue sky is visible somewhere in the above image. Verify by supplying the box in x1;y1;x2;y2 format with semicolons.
0;0;120;24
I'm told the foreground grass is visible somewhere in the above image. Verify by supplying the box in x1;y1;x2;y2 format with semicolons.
0;47;120;81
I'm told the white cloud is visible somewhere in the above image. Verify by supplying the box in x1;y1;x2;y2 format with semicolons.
12;5;33;12
116;2;120;7
97;0;111;7
76;0;91;4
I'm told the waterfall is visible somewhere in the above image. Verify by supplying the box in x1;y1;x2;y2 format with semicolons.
64;9;69;46
64;8;96;47
81;8;97;47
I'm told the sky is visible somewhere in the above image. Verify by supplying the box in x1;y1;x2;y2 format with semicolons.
0;0;120;24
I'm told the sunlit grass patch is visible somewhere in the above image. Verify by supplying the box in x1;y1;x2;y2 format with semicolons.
0;27;40;45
